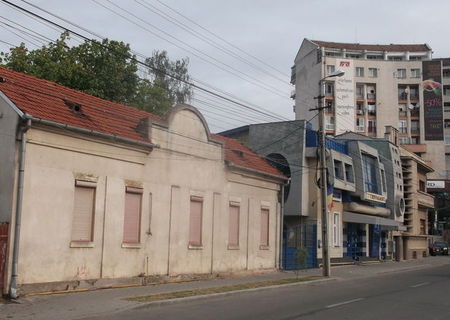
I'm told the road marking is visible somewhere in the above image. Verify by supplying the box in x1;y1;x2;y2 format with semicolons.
410;282;430;288
325;298;364;309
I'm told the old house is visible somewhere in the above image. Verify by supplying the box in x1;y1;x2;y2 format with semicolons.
0;67;287;296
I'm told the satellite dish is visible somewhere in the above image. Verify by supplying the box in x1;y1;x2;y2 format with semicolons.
408;104;415;110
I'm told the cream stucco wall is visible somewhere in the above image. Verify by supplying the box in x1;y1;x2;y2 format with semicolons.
12;107;281;287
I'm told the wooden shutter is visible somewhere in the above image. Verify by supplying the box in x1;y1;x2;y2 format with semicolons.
260;208;269;246
123;187;142;243
228;204;240;246
189;197;203;246
71;185;95;242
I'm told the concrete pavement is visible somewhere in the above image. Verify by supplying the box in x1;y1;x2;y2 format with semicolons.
2;256;450;320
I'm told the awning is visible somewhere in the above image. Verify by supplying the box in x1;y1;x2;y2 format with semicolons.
343;211;406;231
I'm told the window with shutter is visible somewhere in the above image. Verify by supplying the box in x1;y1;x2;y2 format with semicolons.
228;204;240;247
260;208;269;247
123;187;143;244
189;196;203;247
71;181;96;242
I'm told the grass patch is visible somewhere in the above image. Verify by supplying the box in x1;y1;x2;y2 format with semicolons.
127;276;323;303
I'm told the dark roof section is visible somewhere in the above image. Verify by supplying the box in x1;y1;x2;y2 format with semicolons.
0;66;286;180
310;40;430;53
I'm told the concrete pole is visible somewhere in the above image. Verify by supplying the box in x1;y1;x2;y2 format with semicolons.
318;80;330;277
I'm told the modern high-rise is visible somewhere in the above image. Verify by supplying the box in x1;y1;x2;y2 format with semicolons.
291;39;447;182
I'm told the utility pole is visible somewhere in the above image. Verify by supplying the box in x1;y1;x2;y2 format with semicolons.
312;70;344;277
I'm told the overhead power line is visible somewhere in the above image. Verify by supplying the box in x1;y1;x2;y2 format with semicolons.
1;0;289;122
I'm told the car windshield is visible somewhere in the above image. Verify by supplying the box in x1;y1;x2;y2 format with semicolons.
434;242;448;248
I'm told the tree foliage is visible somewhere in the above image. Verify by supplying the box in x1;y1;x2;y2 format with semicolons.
0;33;192;115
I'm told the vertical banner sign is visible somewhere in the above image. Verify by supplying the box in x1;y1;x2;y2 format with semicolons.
422;60;444;140
334;59;355;134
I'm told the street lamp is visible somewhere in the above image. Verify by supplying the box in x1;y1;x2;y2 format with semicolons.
318;69;344;277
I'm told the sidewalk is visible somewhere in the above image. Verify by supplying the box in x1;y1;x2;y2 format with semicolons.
2;256;449;320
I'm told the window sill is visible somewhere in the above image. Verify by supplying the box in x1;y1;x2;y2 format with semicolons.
259;245;270;250
121;243;142;249
70;241;94;248
188;244;203;250
227;245;240;250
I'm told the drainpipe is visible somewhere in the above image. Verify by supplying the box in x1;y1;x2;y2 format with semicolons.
279;184;285;269
9;118;31;299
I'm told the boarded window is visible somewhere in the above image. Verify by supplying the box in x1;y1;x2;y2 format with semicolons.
123;187;143;244
189;196;203;246
228;204;240;246
71;182;96;242
260;208;269;246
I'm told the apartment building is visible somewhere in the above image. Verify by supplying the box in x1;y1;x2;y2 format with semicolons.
291;39;446;181
221;122;405;266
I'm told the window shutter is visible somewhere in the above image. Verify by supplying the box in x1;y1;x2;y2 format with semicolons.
228;205;240;246
260;208;269;246
123;190;142;243
72;186;95;242
189;197;203;246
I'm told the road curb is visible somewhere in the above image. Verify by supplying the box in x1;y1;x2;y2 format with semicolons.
132;277;336;309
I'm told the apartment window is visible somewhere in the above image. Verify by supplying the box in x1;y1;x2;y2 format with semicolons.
419;180;426;192
398;87;407;100
389;56;403;61
356;118;365;132
446;137;450;145
71;181;96;242
420;219;426;235
333;213;340;247
444;86;450;96
367;55;383;60
367;86;376;100
260;208;269;247
411;69;421;78
356;85;364;98
446;153;450;164
325;116;335;130
333;189;342;201
410;137;419;144
397;69;406;79
334;159;344;180
368;119;376;133
409;56;422;61
362;153;379;194
345;163;354;182
355;67;364;77
398;120;407;133
325;82;334;96
228;203;240;247
326;65;335;75
367;103;376;115
368;68;378;77
444;70;450;78
445;120;450;128
411;120;420;134
380;169;387;193
189;196;203;247
399;136;410;144
444;103;450;112
356;101;365;115
123;187;143;244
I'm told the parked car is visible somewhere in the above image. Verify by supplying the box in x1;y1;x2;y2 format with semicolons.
429;241;449;256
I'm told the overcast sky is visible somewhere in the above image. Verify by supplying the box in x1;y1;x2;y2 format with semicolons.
2;0;450;132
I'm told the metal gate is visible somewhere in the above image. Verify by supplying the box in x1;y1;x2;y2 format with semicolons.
282;223;317;270
0;224;8;293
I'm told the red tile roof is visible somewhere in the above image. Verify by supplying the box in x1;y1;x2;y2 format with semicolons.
311;40;430;53
212;134;286;179
0;66;285;180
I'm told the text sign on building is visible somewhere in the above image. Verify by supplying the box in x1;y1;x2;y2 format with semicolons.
422;60;444;140
427;180;445;189
334;59;355;135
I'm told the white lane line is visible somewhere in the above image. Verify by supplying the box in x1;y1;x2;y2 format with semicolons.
410;282;430;288
325;298;364;309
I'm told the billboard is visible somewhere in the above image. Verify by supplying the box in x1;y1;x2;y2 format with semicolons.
334;59;355;135
422;60;444;140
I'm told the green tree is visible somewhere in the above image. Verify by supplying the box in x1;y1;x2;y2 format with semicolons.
1;33;192;115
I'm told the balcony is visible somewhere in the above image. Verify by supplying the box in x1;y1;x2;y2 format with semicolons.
410;94;419;101
367;93;376;100
356;109;365;115
367;110;376;116
399;127;408;133
417;192;435;209
325;123;336;130
399;111;407;117
398;93;408;101
411;128;420;135
402;144;427;153
356;126;365;132
410;110;420;117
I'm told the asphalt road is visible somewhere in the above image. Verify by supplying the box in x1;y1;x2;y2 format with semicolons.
83;265;450;320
